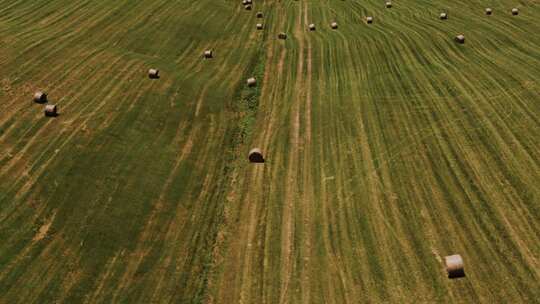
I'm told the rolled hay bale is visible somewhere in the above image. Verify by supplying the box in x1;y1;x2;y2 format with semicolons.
246;0;252;4
445;254;465;278
148;68;159;79
512;8;518;15
44;104;57;117
248;148;264;163
331;22;338;29
440;13;448;20
386;2;392;8
245;4;252;11
247;77;256;87
256;23;263;30
455;34;465;44
278;32;287;39
204;50;213;58
485;8;493;15
256;12;263;18
33;91;47;103
242;0;247;4
309;23;316;31
366;16;373;24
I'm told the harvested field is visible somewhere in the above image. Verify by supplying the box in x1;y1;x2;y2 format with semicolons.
0;0;539;303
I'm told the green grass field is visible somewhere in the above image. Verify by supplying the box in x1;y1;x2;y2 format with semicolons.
0;0;539;303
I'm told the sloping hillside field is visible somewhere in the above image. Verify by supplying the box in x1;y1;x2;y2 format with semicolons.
1;0;539;303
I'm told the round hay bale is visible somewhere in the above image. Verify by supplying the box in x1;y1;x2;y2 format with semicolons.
242;0;247;4
366;16;373;24
256;23;263;30
33;91;47;103
331;22;338;29
248;148;264;163
440;13;448;20
278;32;287;39
247;77;257;87
245;4;252;11
44;105;57;117
445;254;465;278
256;12;263;18
148;69;159;79
246;0;252;4
485;8;493;15
386;2;392;8
455;34;465;44
309;23;316;31
204;50;213;58
512;8;518;15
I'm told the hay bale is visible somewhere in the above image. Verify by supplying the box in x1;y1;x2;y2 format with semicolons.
440;13;448;20
246;0;252;4
512;8;518;15
248;148;264;163
485;8;493;15
309;23;316;31
278;32;287;39
247;77;256;87
445;254;465;278
33;91;47;103
366;16;373;24
242;0;247;4
256;12;263;18
386;2;392;8
256;23;263;30
245;4;252;11
455;34;465;44
148;69;159;79
331;22;338;29
44;105;57;117
204;50;213;58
